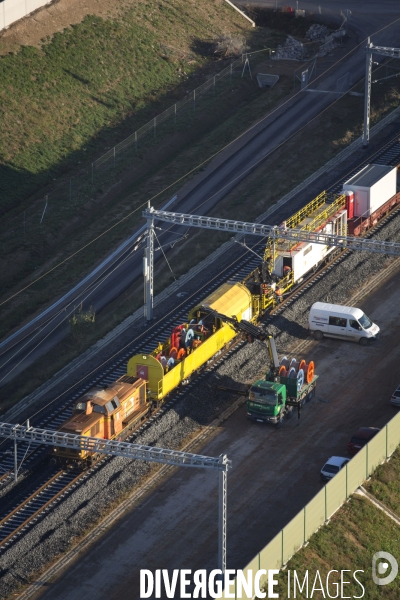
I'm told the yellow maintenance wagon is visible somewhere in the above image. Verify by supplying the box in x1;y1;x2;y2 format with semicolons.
127;282;252;401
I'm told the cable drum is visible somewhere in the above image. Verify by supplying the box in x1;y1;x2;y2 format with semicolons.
306;361;315;384
185;328;195;348
169;347;178;359
297;368;305;391
278;365;287;377
279;356;290;370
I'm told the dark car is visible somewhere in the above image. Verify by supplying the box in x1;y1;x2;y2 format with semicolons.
347;427;380;456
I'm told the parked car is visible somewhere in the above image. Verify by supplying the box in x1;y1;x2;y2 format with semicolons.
347;427;380;456
391;385;400;407
320;456;349;482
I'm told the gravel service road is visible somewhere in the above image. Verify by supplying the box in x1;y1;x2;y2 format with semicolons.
3;208;400;599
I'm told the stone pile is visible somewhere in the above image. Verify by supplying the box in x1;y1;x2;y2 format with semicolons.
305;24;330;42
274;35;305;60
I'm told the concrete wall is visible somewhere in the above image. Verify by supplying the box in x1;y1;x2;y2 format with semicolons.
0;0;51;31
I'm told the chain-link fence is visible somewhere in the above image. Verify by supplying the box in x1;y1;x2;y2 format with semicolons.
0;49;271;256
91;49;270;178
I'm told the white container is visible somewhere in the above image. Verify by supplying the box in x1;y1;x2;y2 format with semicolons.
309;302;380;345
343;164;397;218
273;210;347;283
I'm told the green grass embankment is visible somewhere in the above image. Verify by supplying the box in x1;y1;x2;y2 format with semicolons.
0;1;250;208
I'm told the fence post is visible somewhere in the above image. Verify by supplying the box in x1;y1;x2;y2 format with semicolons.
386;424;389;458
40;195;48;225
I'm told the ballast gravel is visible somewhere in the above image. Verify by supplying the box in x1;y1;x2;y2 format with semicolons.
1;212;400;597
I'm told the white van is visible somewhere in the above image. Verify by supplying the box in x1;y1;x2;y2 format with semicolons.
309;302;380;346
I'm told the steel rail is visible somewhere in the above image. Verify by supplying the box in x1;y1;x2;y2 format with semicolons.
2;136;400;554
0;469;81;548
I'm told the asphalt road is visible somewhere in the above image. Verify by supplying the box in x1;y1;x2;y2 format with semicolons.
32;262;400;600
1;0;400;385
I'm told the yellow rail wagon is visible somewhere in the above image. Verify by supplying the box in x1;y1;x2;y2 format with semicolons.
127;282;252;401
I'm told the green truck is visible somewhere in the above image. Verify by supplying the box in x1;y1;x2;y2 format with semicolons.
246;371;318;426
207;308;318;427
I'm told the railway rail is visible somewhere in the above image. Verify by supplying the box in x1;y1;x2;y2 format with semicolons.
1;202;400;550
1;134;400;551
0;468;81;548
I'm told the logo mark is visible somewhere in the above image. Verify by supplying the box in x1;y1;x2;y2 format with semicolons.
372;552;398;585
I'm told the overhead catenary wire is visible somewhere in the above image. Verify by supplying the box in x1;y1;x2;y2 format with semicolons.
0;220;185;360
153;229;176;281
2;18;398;310
0;233;149;365
1;38;398;385
0;243;147;385
24;130;397;415
4;125;400;439
21;239;265;425
0;37;399;404
1;16;400;414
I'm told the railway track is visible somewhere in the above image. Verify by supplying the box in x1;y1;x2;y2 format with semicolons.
2;134;400;551
0;468;81;548
2;202;399;551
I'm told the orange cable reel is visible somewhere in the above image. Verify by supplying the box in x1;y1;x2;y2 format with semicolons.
306;360;315;384
177;348;186;360
299;359;307;372
169;347;178;360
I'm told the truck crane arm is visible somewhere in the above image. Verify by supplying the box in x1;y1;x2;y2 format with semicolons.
200;305;280;371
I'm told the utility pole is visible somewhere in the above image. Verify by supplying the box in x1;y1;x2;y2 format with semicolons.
14;431;17;482
218;454;228;573
363;40;400;148
144;201;154;321
363;38;373;148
